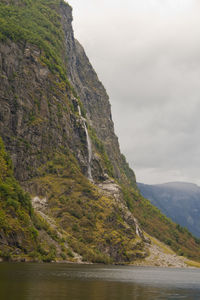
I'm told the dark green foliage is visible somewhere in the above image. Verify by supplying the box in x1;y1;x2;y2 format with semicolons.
42;245;56;262
0;137;41;259
0;178;32;213
0;0;71;85
0;140;69;261
0;137;32;211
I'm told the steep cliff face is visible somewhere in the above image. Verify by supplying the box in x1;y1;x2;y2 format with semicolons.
0;0;199;263
0;0;136;187
0;39;90;182
60;3;137;187
0;0;145;263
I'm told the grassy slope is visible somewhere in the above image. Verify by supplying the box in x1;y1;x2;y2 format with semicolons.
0;137;38;259
0;0;199;263
0;137;96;262
30;151;146;263
122;186;200;261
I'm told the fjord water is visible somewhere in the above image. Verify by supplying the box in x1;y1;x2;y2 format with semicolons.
0;263;200;300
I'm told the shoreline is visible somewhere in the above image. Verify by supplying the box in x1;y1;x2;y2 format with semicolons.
0;257;199;269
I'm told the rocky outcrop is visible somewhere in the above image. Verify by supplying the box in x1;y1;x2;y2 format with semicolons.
0;0;142;262
60;3;137;187
0;0;137;189
97;179;149;244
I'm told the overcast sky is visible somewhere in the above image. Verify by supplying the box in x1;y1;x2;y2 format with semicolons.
68;0;200;185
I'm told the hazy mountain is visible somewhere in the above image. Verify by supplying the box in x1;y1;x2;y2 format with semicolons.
138;182;200;237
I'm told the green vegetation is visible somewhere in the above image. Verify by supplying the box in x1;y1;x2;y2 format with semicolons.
120;154;137;189
0;0;199;265
0;137;75;262
88;126;114;177
0;0;70;85
122;186;200;262
0;137;32;213
0;136;37;259
29;150;146;264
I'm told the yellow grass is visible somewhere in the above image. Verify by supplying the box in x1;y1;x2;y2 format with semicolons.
144;232;175;255
185;260;200;268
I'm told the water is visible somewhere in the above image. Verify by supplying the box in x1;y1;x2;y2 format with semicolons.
78;105;93;181
77;105;82;117
0;263;200;300
83;121;93;180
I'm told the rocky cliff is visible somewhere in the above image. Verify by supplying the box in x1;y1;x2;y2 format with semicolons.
0;0;199;263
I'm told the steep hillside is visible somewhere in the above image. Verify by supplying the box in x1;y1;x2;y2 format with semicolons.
0;136;72;262
123;186;200;261
138;182;200;238
0;0;145;263
0;136;35;259
0;0;199;263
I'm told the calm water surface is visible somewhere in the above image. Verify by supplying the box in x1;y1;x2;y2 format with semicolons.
0;263;200;299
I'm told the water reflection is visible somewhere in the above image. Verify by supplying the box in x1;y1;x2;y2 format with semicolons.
0;263;199;300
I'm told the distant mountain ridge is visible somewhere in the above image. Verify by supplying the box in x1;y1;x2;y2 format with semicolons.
138;182;200;238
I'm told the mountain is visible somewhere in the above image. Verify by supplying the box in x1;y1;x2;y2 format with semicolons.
0;0;199;264
138;182;200;238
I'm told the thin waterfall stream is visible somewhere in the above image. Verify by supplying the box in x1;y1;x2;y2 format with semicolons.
78;105;93;181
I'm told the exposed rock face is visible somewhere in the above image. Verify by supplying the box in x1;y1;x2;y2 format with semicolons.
60;3;136;186
0;1;136;188
0;39;92;182
0;0;142;263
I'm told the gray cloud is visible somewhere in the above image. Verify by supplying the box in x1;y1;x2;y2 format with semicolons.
69;0;200;185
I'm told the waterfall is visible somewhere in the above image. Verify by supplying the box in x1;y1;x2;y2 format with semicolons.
77;105;81;117
78;105;93;181
84;123;92;180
